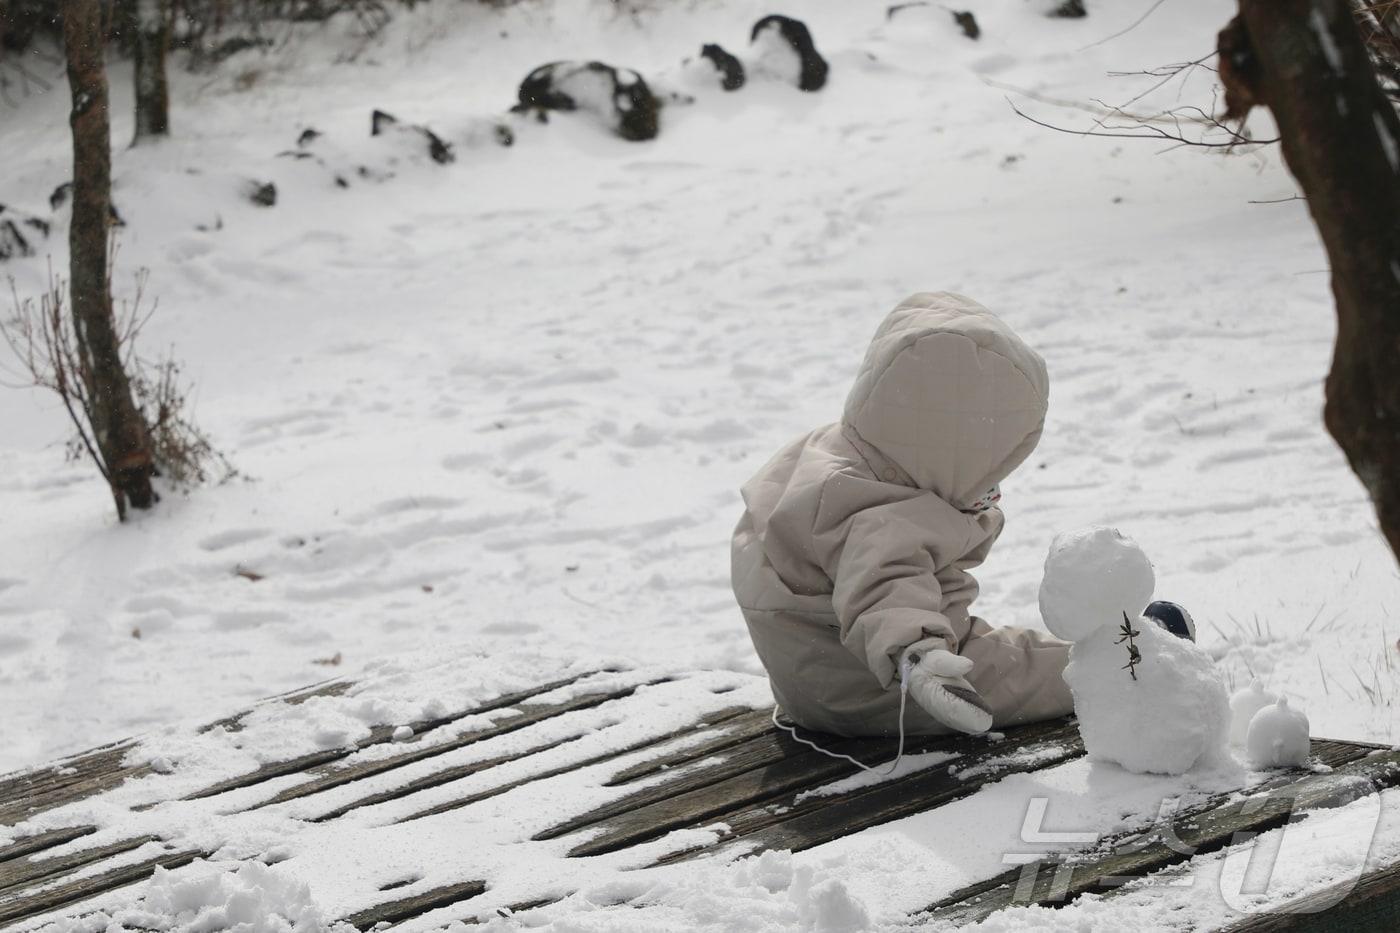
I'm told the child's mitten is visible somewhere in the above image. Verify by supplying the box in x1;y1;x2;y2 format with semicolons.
903;648;994;734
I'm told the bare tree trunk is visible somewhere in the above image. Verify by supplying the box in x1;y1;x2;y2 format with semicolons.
62;0;156;520
1221;0;1400;563
131;0;169;144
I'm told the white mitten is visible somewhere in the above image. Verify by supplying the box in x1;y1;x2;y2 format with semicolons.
903;648;994;735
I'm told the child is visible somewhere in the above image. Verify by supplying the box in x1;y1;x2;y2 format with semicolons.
731;293;1074;737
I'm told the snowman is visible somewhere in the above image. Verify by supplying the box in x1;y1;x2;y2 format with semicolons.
1038;527;1231;775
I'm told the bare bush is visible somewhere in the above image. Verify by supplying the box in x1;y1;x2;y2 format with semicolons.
1;263;234;508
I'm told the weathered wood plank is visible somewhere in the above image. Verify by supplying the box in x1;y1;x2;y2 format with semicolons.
0;826;97;865
317;706;757;824
0;846;204;926
341;878;487;930
0;834;157;897
557;720;1079;858
922;737;1378;916
532;725;824;843
923;746;1400;926
603;709;778;786
656;718;1083;865
0;746;148;829
182;670;616;803
0;681;357;831
1221;858;1400;931
242;675;664;815
198;678;354;734
392;708;771;826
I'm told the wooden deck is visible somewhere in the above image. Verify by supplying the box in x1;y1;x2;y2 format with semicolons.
1;668;1397;929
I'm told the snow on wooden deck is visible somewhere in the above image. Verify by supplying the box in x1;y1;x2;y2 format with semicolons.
1;652;1396;930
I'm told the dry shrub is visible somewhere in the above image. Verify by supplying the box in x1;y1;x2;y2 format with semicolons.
1;263;234;497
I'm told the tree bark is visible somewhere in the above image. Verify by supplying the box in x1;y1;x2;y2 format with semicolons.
62;0;156;519
131;0;169;143
1222;0;1400;563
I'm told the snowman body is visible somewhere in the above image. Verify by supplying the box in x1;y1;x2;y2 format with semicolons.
1064;620;1230;774
1040;526;1231;776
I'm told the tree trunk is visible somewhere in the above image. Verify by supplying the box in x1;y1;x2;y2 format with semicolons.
131;0;169;144
1221;0;1400;563
62;0;156;520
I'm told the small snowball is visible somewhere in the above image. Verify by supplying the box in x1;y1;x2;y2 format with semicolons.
391;725;413;742
1229;679;1279;746
1246;697;1311;769
1039;526;1156;642
150;756;175;775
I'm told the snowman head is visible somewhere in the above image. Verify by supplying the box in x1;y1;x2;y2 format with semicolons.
1039;526;1156;642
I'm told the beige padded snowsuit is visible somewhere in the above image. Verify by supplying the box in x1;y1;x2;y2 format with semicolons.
731;293;1074;737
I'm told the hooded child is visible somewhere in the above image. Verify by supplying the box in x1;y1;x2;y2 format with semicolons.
731;292;1073;736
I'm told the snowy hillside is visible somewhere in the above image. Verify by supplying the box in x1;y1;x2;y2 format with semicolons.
1;0;1396;787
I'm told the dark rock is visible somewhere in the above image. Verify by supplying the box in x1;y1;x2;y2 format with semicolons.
297;128;322;148
886;1;930;19
512;61;660;142
750;14;829;92
371;109;455;164
244;180;277;207
1050;0;1087;18
0;204;49;261
953;10;980;39
700;43;746;91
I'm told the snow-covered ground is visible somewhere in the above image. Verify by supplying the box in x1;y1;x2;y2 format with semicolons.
2;0;1399;926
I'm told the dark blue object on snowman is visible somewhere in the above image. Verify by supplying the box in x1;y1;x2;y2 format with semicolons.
1144;600;1195;641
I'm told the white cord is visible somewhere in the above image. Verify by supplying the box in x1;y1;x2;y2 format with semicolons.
770;658;913;777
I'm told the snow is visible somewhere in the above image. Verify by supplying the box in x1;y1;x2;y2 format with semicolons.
748;21;803;88
38;860;344;933
1228;678;1279;746
3;0;1400;928
1245;696;1311;769
1038;527;1156;642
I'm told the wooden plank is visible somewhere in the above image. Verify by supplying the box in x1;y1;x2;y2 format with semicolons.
198;678;354;734
341;879;487;930
316;706;756;824
0;826;97;865
557;720;1079;858
0;835;157;897
183;670;616;802
532;725;824;843
923;745;1400;926
657;718;1083;865
0;846;204;926
0;746;147;829
603;709;780;787
923;738;1377;916
392;708;769;826
241;675;664;814
1220;859;1400;931
0;681;357;829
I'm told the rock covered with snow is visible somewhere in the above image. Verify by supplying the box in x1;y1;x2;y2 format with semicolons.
1246;696;1311;769
1065;618;1231;774
512;61;661;141
749;15;829;92
1038;526;1156;642
1229;679;1280;746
